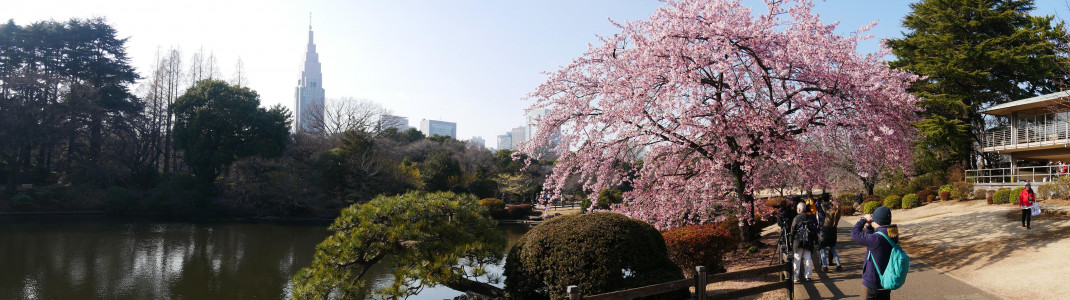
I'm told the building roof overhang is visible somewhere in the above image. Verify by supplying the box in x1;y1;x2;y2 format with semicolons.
982;90;1070;116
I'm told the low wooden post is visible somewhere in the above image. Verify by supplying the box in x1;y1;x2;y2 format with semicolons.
785;257;794;300
694;266;707;300
568;285;582;300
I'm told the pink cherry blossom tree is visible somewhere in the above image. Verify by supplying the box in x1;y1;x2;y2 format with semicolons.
518;0;920;243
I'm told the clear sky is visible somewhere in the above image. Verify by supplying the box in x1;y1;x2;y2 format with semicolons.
4;0;1066;148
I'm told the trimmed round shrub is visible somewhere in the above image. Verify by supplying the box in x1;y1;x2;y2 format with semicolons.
504;212;687;299
480;198;508;219
12;194;32;210
883;195;902;209
662;224;738;276
973;189;988;201
837;193;856;203
507;204;534;219
716;217;742;242
839;205;856;216
916;189;933;202
901;194;921;209
992;188;1012;204
862;201;882;214
939;184;954;193
952;181;973;200
939;191;951;201
1012;187;1026;201
926;195;936;203
479;198;505;212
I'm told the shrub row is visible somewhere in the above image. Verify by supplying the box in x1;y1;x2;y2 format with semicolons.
901;194;921;209
662;224;738;276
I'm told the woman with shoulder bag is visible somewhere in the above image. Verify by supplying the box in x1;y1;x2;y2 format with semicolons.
1019;181;1037;229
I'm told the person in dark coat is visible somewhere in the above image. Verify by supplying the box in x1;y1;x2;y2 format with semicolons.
851;206;899;300
818;199;842;272
789;202;817;282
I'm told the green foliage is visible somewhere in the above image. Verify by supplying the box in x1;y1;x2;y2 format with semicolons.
596;189;623;209
420;149;463;192
173;80;291;183
863;201;883;214
504;213;686;300
479;198;505;212
939;184;953;193
290;191;505;299
12;194;32;210
883;195;902;209
102;186;137;211
746;246;759;254
992;188;1013;204
662;224;738;276
889;0;1068;168
1004;187;1027;204
837;193;856;202
901;194;921;209
579;195;592;213
874;187;893;200
317;131;416;204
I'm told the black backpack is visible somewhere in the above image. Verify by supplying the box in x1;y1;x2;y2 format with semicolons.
794;217;816;248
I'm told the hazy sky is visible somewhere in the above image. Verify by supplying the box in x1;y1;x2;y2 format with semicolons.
4;0;1066;148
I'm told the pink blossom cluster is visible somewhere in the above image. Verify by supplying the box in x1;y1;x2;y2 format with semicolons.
518;0;919;230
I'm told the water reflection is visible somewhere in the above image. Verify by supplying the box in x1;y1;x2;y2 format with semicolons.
0;215;530;300
0;215;327;300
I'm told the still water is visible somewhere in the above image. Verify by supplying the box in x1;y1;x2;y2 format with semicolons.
0;215;528;300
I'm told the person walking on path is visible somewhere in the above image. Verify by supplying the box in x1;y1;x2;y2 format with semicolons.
790;202;817;283
1020;181;1037;229
818;199;843;272
851;206;899;300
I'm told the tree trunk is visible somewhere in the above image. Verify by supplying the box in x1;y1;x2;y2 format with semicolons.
729;163;760;245
442;277;505;298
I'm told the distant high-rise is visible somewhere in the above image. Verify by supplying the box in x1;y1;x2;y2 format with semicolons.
510;126;527;146
378;115;410;132
469;136;486;149
294;22;325;133
497;134;512;150
420;119;457;138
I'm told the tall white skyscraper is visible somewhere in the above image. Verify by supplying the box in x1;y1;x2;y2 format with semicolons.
294;23;325;133
525;108;550;139
497;134;512;150
420;119;457;138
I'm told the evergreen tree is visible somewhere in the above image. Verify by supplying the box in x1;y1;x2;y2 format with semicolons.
888;0;1068;171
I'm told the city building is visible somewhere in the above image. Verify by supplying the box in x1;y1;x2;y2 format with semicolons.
470;136;486;149
378;115;410;132
510;126;527;147
525;108;550;140
497;134;512;150
420;119;457;138
294;23;325;133
967;90;1070;188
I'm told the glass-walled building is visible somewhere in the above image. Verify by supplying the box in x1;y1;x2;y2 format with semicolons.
969;91;1070;185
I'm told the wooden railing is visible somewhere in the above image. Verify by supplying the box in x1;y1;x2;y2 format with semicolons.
566;262;793;300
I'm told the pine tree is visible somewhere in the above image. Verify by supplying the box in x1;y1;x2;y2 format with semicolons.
888;0;1069;171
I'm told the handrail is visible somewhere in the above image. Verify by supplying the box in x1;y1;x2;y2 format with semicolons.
965;165;1069;184
983;121;1070;149
568;262;792;300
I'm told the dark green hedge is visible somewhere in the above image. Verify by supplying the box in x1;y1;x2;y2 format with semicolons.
504;212;687;300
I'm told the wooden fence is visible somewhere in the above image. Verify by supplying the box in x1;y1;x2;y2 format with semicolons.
566;262;793;300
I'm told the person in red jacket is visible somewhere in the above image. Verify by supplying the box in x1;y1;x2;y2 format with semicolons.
1019;181;1036;229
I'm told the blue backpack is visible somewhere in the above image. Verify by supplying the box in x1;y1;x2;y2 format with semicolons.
866;232;910;290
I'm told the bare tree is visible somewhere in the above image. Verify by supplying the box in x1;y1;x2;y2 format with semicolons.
306;97;393;140
231;57;248;87
163;47;184;173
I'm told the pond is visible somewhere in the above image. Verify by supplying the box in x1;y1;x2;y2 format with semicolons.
0;214;529;299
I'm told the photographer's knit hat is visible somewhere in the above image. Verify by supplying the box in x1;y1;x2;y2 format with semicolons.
873;206;892;226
